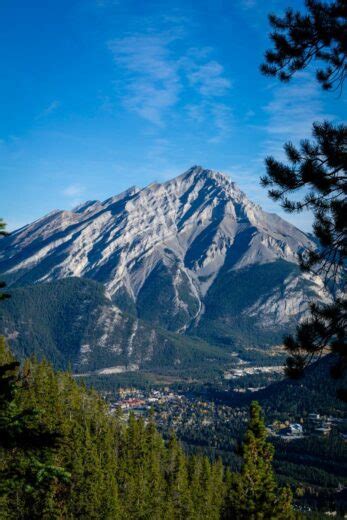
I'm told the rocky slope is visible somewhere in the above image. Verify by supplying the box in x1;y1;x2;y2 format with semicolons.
0;166;327;363
0;277;230;375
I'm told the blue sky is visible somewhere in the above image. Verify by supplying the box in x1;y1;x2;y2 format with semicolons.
1;0;345;231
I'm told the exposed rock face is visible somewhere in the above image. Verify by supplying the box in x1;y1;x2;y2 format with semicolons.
0;166;325;351
0;278;230;373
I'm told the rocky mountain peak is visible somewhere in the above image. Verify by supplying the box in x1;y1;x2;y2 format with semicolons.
167;165;242;196
0;166;323;337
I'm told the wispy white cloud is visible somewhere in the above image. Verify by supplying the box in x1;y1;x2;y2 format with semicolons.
109;33;180;126
208;103;233;142
184;99;233;143
184;59;231;96
109;26;232;136
62;183;85;198
262;74;333;157
185;103;205;123
62;183;86;209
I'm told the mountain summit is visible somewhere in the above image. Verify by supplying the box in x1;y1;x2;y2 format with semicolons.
0;166;326;370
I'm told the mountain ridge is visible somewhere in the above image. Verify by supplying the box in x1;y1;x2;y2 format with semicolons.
0;166;328;370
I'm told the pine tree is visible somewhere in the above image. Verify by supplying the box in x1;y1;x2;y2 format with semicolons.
260;0;346;91
210;457;226;520
225;401;295;519
189;455;205;518
260;1;346;397
0;340;69;519
166;433;193;519
200;456;224;520
145;411;166;519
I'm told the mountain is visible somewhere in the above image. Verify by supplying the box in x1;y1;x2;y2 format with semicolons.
0;166;327;371
0;277;230;376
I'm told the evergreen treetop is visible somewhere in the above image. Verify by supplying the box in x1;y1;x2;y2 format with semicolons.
261;0;346;91
225;401;295;520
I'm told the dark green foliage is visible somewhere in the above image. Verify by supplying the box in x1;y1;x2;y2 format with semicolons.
261;122;346;286
205;260;298;317
261;2;347;394
0;278;230;376
0;277;109;369
0;281;10;302
155;357;347;514
137;260;200;332
112;286;137;315
261;0;346;91
195;260;310;349
0;339;69;518
0;220;6;236
0;346;226;519
0;343;298;518
284;299;347;399
1;275;296;378
0;219;69;516
262;127;347;387
0;339;55;451
255;355;347;418
225;401;295;519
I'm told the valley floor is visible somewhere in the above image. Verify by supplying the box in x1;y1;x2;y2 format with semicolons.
85;368;347;517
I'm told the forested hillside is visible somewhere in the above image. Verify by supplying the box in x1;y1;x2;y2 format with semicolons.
0;278;230;377
0;339;294;519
